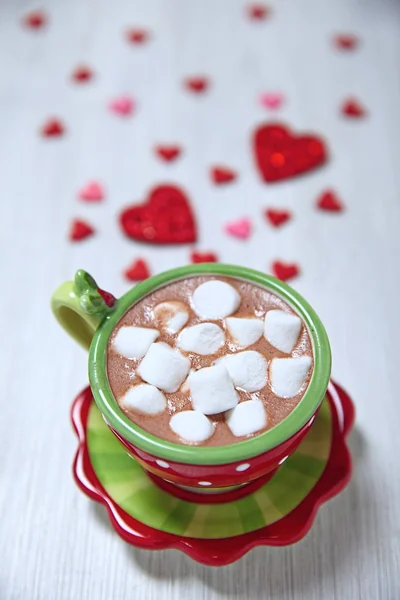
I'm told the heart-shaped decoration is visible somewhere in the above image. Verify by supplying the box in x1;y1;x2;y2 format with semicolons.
69;219;95;241
341;98;366;118
272;260;299;282
72;65;93;83
265;208;292;227
334;34;359;51
23;10;47;29
317;190;344;212
124;259;151;281
211;166;237;185
126;28;150;44
78;181;104;202
225;218;252;240
259;92;284;110
41;118;65;138
155;145;182;162
248;4;270;20
253;123;328;183
109;96;134;116
184;77;209;94
120;185;197;244
191;251;218;264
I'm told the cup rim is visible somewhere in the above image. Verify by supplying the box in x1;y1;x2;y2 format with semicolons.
89;264;331;465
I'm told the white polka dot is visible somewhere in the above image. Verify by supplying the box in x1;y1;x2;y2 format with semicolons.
236;463;250;472
156;459;170;469
198;481;212;486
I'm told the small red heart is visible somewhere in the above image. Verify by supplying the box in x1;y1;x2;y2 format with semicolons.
248;4;270;20
272;261;300;282
191;251;218;264
155;145;182;162
23;10;47;29
120;185;197;245
265;208;292;228
78;181;104;202
97;288;116;307
69;219;95;241
126;28;150;44
72;65;93;83
254;123;328;183
184;77;209;94
211;166;237;185
317;190;344;212
124;259;151;282
341;98;366;118
41;118;65;138
334;34;359;50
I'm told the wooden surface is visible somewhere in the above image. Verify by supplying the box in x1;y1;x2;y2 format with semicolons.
1;0;399;598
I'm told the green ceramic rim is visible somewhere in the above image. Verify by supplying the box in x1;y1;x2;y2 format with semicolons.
89;264;331;465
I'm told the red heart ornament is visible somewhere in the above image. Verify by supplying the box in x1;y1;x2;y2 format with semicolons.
253;123;328;183
23;10;47;29
341;98;366;118
317;190;344;212
334;34;359;51
120;185;197;244
265;208;292;227
272;260;300;282
155;145;182;162
248;4;270;20
211;166;237;185
124;259;151;282
69;219;95;241
126;28;150;44
191;251;218;264
72;65;93;83
184;77;209;94
41;118;65;138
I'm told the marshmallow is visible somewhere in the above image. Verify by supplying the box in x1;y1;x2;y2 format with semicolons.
264;310;302;354
121;384;166;415
112;326;159;359
221;351;268;392
170;411;214;443
188;364;239;415
177;323;225;355
153;301;189;334
226;317;264;347
270;356;312;398
138;342;191;393
226;400;267;437
192;280;240;320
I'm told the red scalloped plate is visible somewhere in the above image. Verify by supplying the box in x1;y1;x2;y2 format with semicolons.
72;380;354;566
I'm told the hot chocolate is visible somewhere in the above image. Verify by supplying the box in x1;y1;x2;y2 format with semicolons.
107;276;314;447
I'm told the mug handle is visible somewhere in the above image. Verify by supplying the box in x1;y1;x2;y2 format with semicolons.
51;270;116;350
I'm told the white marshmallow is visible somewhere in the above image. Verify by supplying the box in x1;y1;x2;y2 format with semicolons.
170;411;214;443
188;364;239;415
226;400;267;437
192;280;240;320
264;310;302;354
112;326;159;359
138;342;191;393
270;356;312;398
153;301;189;334
226;317;264;347
177;323;225;355
221;351;268;392
121;384;166;415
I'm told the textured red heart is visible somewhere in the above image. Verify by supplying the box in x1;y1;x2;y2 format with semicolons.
211;166;237;185
126;28;149;44
317;190;344;212
69;219;95;241
155;145;182;162
253;123;327;183
248;4;270;20
265;208;292;227
120;185;197;244
334;34;359;50
341;98;366;118
184;77;209;94
72;65;93;83
191;251;218;264
124;259;151;281
23;10;47;29
272;260;299;282
41;118;65;137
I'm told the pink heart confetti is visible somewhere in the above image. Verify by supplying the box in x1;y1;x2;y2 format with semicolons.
78;181;104;202
224;218;252;240
259;92;284;110
108;96;134;116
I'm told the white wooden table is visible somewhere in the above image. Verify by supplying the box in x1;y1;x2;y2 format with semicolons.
1;0;399;598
